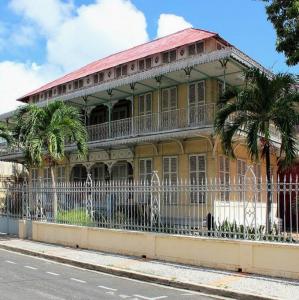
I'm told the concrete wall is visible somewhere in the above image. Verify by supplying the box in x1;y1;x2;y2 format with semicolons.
32;221;299;280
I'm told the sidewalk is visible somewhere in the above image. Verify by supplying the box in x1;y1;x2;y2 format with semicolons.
0;236;298;300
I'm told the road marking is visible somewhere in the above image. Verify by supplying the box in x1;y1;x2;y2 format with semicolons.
105;291;115;296
5;260;16;264
134;296;168;300
119;295;130;299
24;265;37;270
70;278;86;283
98;285;117;291
46;272;60;276
181;294;195;296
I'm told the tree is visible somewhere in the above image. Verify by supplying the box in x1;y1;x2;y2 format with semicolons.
262;0;299;66
214;68;299;232
14;101;88;219
0;122;13;145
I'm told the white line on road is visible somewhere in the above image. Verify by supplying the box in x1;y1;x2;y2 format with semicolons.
5;260;16;264
134;295;168;300
98;285;117;291
24;266;37;270
46;272;60;276
181;294;195;296
105;291;115;296
70;278;86;283
119;295;130;299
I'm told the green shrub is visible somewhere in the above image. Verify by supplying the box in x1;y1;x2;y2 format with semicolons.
57;209;93;226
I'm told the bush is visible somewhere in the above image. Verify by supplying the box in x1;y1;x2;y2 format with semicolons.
57;209;93;226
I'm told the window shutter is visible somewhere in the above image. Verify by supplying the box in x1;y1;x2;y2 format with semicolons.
162;89;169;111
163;157;169;174
145;93;152;113
196;42;204;54
145;58;152;69
138;95;145;114
170;50;177;62
189;84;196;105
197;81;205;103
122;65;127;76
190;156;197;172
146;159;152;174
170;88;177;109
94;74;98;84
188;44;195;56
139;60;145;70
162;52;169;63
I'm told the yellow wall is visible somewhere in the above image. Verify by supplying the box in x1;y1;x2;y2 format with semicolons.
31;221;299;280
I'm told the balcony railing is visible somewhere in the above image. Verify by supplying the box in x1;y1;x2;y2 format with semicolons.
86;103;216;142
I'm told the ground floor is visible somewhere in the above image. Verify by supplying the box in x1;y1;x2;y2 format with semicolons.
31;137;278;186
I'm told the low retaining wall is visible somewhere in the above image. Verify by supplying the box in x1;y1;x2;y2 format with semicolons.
31;221;299;280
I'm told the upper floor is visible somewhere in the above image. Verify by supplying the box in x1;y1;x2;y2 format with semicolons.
0;28;278;161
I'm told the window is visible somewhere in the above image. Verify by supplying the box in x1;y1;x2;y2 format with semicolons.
237;159;247;184
74;80;79;89
162;50;177;63
48;90;52;98
189;81;205;106
115;65;128;78
138;57;152;71
43;168;51;185
91;164;106;182
219;156;230;201
189;81;205;125
31;168;38;185
188;42;204;56
57;166;65;183
138;93;152;115
163;156;178;204
93;72;104;84
162;87;177;111
139;159;152;183
78;79;83;88
189;155;206;203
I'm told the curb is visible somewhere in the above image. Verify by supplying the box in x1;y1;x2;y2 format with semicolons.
0;243;277;300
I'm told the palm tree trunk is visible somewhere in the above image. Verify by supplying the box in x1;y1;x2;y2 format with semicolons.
50;166;58;220
265;143;272;233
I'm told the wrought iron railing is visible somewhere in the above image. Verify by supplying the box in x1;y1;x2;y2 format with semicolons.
1;171;298;243
86;103;215;142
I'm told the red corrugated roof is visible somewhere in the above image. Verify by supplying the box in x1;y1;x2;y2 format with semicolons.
19;28;223;101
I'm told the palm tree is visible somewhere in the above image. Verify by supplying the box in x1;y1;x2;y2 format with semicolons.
214;68;299;232
14;101;88;219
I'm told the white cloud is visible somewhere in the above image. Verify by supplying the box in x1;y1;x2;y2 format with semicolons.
0;61;60;114
47;0;149;72
157;13;192;38
9;0;74;36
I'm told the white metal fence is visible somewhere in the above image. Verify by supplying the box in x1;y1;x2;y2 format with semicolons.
0;172;298;243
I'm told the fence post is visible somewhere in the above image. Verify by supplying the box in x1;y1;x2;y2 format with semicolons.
85;173;93;220
150;170;161;231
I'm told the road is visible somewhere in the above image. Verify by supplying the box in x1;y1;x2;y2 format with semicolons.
0;249;230;300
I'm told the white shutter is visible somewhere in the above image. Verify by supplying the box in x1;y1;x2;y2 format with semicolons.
145;93;152;114
162;89;169;111
138;95;145;115
197;81;205;103
170;88;177;109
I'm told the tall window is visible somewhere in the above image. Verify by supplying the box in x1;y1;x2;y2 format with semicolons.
189;81;205;106
162;87;177;111
189;81;205;125
57;166;65;183
219;156;230;201
162;50;177;63
139;159;152;183
189;155;206;203
43;168;51;185
139;158;152;203
138;93;152;115
163;156;178;204
31;168;38;186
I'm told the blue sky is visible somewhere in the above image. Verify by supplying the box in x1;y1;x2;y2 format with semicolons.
0;0;298;114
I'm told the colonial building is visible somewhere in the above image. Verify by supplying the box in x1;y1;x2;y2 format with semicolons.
0;28;280;186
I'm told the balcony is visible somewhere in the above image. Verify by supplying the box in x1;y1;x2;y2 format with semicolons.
86;103;216;143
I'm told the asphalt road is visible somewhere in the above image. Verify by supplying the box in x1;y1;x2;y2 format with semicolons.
0;249;230;300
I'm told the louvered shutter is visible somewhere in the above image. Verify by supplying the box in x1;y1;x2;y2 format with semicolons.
145;93;152;114
139;95;145;115
189;84;196;106
197;81;205;103
170;88;177;109
162;89;169;111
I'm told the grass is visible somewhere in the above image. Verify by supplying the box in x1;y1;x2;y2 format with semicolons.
57;208;93;226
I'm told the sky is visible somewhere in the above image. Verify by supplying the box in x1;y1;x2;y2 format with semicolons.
0;0;298;115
